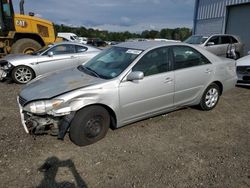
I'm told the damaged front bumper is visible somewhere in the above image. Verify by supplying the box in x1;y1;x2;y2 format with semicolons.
0;69;8;80
0;61;12;81
17;97;75;140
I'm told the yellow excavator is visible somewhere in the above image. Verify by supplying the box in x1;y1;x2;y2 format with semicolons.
0;0;57;56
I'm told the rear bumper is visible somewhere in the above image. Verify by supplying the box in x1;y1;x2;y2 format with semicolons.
223;76;237;92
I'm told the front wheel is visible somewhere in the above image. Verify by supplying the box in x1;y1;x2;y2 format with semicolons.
11;65;35;84
69;105;110;146
200;83;220;111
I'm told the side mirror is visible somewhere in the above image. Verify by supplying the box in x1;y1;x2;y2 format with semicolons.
127;71;144;81
48;51;54;57
248;51;250;55
206;42;215;46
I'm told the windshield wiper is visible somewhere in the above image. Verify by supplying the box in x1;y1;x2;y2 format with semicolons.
80;66;100;78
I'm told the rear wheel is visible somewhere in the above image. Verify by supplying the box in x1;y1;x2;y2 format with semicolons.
200;83;220;111
11;65;35;84
69;105;110;146
11;38;42;54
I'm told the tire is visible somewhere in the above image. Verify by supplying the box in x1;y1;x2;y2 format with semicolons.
11;38;42;54
200;83;220;111
69;105;110;146
11;65;35;84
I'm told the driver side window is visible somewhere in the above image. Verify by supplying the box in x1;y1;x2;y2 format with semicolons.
207;36;219;45
132;47;169;77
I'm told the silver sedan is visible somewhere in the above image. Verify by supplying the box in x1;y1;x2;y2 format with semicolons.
0;42;101;84
17;41;237;146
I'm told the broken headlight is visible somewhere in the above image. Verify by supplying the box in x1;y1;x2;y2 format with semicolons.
23;99;64;114
0;61;12;70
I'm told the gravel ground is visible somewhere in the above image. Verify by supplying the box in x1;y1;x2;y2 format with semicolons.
0;82;249;188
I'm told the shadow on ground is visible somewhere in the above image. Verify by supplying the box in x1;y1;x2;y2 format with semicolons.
37;156;88;188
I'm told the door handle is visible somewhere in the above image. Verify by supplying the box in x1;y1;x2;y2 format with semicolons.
70;56;77;59
164;77;173;83
205;69;212;74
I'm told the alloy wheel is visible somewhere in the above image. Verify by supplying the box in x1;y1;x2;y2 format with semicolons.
205;88;219;108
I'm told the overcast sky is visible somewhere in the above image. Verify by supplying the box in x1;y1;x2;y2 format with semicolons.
13;0;195;32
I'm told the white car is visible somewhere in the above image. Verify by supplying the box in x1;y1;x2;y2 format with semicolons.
236;55;250;86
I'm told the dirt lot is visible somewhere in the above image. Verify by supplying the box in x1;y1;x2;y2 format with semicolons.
0;82;249;188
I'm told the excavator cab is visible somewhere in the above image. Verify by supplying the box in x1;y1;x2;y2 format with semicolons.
0;0;15;35
0;0;56;56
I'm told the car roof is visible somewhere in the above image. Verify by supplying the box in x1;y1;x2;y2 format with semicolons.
115;41;181;50
53;41;84;46
51;41;101;50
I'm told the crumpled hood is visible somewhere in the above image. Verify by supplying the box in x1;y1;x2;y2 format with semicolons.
19;67;104;102
2;54;37;66
3;54;36;61
237;55;250;66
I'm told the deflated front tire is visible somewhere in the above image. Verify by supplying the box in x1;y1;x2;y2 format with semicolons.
69;105;110;146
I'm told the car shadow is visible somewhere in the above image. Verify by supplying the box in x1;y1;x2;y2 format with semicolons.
37;156;88;188
236;85;250;89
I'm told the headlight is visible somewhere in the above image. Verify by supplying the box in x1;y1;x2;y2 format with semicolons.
7;62;12;68
3;62;12;70
23;99;64;114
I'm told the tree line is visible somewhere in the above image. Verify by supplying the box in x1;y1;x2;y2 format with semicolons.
54;24;192;42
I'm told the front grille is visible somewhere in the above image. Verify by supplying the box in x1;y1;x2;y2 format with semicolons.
19;96;27;107
237;66;250;74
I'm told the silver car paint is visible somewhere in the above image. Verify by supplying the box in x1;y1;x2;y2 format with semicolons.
1;42;101;78
19;42;237;129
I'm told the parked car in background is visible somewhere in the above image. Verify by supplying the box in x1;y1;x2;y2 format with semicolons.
236;55;250;86
17;41;237;146
87;38;107;47
78;37;88;44
0;42;101;84
184;34;244;59
57;33;80;43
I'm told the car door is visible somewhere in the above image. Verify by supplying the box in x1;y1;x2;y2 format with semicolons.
37;44;78;75
119;47;174;124
171;46;214;106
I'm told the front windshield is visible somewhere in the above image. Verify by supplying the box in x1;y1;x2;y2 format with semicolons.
184;36;208;44
31;45;52;55
80;46;143;79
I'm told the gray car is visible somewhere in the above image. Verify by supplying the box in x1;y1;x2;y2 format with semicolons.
184;34;244;59
0;42;101;84
17;41;237;146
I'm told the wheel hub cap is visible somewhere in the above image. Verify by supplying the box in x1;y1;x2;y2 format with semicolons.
205;88;219;108
85;117;102;138
15;68;32;83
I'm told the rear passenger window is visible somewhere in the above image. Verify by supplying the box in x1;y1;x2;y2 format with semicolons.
76;45;87;53
172;46;210;70
221;36;231;44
